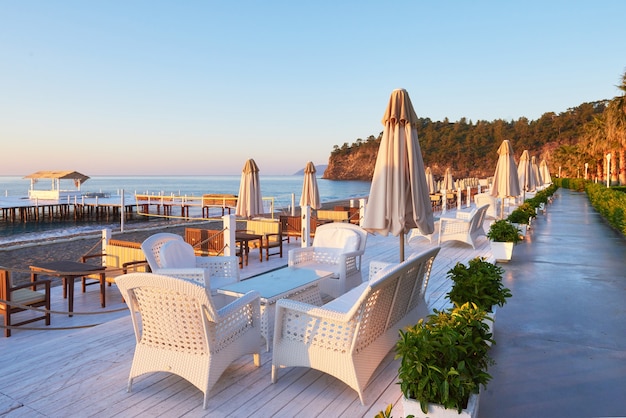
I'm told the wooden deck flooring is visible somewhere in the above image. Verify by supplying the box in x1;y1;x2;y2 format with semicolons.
0;211;494;417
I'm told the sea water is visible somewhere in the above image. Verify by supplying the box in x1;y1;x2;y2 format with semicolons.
0;175;371;244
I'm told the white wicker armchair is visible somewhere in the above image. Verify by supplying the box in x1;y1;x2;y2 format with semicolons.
438;204;489;249
272;247;440;404
288;223;368;298
141;233;239;305
115;273;262;410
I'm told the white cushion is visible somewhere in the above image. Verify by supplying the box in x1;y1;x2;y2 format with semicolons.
159;240;197;268
313;228;360;252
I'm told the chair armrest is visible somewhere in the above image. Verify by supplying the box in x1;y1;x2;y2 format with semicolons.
368;261;394;281
217;290;260;318
153;268;206;285
275;298;353;325
215;291;262;339
288;247;316;265
122;260;150;273
81;253;106;263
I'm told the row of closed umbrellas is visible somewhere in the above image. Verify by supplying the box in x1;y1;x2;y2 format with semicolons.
234;159;321;220
492;141;553;202
236;89;553;263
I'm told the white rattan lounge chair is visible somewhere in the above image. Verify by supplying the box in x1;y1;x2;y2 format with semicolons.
141;233;239;305
438;204;489;249
115;273;262;410
288;222;368;298
272;247;440;404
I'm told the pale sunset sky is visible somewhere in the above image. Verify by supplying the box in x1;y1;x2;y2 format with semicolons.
1;1;625;176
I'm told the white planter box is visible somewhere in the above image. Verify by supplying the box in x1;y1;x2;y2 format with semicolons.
485;306;496;347
402;392;480;418
490;241;514;262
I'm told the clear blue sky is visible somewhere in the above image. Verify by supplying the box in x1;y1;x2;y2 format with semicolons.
1;1;625;176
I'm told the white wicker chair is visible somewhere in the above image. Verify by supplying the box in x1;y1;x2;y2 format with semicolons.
438;204;489;249
288;223;368;298
474;192;499;219
141;233;239;305
115;273;262;410
272;247;440;404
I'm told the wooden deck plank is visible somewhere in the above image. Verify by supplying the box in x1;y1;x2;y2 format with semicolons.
0;209;494;417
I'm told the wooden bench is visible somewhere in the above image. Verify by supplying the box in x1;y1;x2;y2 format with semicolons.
333;205;361;224
272;247;441;404
316;209;349;223
438;204;489;249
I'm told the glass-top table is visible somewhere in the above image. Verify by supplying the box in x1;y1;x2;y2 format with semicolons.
218;266;333;350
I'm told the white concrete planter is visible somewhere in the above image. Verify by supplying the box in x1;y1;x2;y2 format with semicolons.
485;306;496;347
402;392;480;418
490;241;514;262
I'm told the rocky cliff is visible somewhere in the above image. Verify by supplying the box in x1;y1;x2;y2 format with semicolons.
322;142;379;181
322;149;377;181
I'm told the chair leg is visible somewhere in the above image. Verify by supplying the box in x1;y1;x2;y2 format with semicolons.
3;313;10;337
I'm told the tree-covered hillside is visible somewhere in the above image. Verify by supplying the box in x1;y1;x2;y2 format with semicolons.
326;100;607;181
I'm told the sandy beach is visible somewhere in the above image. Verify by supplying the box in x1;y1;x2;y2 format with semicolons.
0;224;192;286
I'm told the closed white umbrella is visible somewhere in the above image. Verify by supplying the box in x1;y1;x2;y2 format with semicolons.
362;88;434;262
425;167;436;194
517;150;535;198
490;140;520;218
441;167;454;192
531;156;543;187
299;161;321;209
235;158;263;219
540;159;552;185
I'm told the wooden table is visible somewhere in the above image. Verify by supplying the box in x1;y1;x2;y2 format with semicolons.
218;266;333;350
235;231;263;266
30;261;107;317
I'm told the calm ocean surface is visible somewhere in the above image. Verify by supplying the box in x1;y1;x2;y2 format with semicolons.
0;175;371;244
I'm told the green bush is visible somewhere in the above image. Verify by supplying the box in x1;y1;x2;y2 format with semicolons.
487;220;522;243
585;182;626;235
507;202;537;224
446;257;511;311
396;302;493;414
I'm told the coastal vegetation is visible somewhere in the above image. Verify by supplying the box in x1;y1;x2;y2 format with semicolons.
326;69;626;186
557;178;626;237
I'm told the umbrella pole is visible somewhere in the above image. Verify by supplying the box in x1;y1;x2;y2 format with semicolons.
400;234;405;262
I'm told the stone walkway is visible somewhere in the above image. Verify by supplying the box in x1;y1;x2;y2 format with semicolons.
480;188;626;417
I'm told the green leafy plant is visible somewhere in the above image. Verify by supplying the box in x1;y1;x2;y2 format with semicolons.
486;219;521;243
506;202;536;225
396;302;493;414
446;257;511;311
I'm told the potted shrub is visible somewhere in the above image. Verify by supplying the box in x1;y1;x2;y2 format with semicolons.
396;302;493;417
446;257;511;342
446;257;511;312
506;202;536;237
486;219;521;262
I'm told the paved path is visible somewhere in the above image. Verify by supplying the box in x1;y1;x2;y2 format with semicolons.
480;188;626;417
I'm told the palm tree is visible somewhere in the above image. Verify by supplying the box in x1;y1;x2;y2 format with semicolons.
580;115;606;180
605;70;626;184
